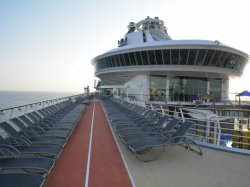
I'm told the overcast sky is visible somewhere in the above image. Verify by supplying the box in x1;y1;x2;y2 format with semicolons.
0;0;249;93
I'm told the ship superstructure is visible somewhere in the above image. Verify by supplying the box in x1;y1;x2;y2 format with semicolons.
92;16;249;103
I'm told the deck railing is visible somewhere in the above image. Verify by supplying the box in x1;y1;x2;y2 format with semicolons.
147;102;250;153
118;96;250;154
0;93;86;122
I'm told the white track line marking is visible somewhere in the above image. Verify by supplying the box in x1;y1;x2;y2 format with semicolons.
85;101;96;187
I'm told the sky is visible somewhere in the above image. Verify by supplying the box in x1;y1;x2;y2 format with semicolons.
0;0;249;94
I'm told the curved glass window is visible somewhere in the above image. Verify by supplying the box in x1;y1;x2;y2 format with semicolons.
135;52;143;65
196;49;207;65
113;55;120;66
203;50;215;66
171;49;179;64
236;56;245;71
155;50;163;64
163;50;170;64
124;53;130;66
187;49;197;65
217;52;228;67
141;51;149;65
98;59;102;69
94;49;247;72
226;55;237;69
180;49;188;65
111;56;116;67
129;52;136;66
108;56;112;67
119;54;125;66
148;50;156;65
104;58;108;68
223;54;233;68
105;57;110;68
210;51;221;66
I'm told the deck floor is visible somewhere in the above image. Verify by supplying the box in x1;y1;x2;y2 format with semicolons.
45;100;250;187
45;100;132;187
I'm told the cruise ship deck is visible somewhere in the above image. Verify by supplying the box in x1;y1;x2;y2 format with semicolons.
44;99;249;187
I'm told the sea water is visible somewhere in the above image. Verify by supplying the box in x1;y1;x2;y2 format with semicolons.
0;91;79;109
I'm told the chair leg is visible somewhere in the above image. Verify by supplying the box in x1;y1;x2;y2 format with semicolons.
132;146;165;162
183;137;203;155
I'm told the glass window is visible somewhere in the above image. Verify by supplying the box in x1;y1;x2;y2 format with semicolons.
124;53;130;66
150;75;166;101
235;56;244;71
223;53;233;68
163;49;170;64
155;50;163;64
104;57;109;68
111;56;117;67
180;49;188;65
217;52;229;68
210;79;222;101
187;49;198;65
214;52;223;67
109;56;113;67
98;59;102;70
129;52;136;66
227;55;237;69
135;52;143;65
240;56;248;71
114;55;120;67
119;54;126;66
240;56;247;71
169;76;207;102
148;50;156;65
95;60;99;70
195;49;207;65
203;50;215;66
210;51;221;67
171;49;179;64
141;51;149;65
103;57;109;68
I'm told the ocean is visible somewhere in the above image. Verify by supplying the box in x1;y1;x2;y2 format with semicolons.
0;91;80;109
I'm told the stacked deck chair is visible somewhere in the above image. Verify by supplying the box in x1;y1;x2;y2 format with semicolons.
0;122;62;159
127;120;203;162
7;99;87;147
102;97;202;162
0;122;62;158
115;115;172;140
120;117;181;144
0;125;54;187
9;117;69;147
0;173;45;187
0;96;88;186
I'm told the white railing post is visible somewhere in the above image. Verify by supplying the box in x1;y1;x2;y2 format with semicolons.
179;107;185;122
216;117;221;145
9;108;14;119
213;120;217;145
206;119;211;143
150;103;154;110
160;105;165;115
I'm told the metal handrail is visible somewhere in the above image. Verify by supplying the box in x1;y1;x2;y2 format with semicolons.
118;96;250;153
0;93;85;122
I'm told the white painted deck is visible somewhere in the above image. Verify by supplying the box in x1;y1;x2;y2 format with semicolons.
110;121;250;187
